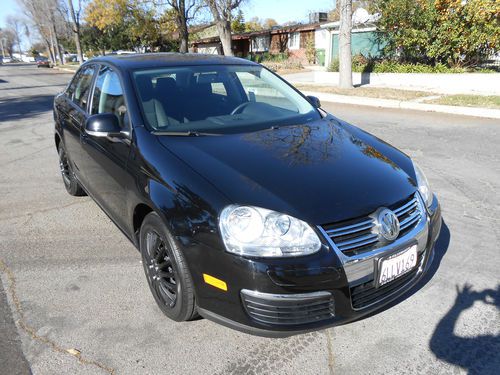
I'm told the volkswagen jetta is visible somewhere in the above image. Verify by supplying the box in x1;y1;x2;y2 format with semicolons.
53;53;442;337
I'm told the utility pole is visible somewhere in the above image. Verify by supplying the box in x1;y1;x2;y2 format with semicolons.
339;0;353;88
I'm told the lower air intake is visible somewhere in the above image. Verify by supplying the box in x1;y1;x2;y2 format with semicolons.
241;289;335;326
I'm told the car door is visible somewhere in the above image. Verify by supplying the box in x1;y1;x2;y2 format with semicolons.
62;65;97;187
80;64;132;231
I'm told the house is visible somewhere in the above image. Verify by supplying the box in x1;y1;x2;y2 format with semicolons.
191;29;272;57
191;13;330;65
190;10;385;67
267;12;329;64
321;10;384;67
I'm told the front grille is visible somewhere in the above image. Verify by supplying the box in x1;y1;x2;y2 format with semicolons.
241;290;335;326
350;258;421;310
322;194;423;256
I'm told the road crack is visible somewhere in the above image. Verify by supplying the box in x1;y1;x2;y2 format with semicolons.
0;258;116;375
325;328;335;375
0;200;89;224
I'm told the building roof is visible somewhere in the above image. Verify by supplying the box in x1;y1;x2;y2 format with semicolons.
86;53;257;70
191;21;328;46
270;22;324;34
320;12;381;30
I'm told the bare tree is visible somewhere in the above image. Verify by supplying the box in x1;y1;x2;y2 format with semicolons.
67;0;84;63
338;0;353;88
162;0;202;53
0;28;17;57
205;0;244;56
6;16;24;56
17;0;66;64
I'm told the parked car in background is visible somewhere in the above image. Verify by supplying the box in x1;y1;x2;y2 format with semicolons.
53;53;442;337
35;56;51;68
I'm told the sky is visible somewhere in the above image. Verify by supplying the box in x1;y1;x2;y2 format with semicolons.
1;0;21;29
240;0;334;24
0;0;335;47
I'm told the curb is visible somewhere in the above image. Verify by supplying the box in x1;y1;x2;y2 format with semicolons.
301;91;500;120
53;66;78;73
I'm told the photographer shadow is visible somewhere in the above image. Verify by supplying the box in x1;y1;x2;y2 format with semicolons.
430;284;500;374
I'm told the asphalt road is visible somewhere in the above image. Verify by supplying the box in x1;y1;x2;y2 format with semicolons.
0;63;499;375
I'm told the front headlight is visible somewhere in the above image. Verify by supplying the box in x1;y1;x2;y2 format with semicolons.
413;162;433;207
219;205;322;257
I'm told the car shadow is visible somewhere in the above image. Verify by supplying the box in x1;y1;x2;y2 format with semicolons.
0;94;55;123
429;283;500;374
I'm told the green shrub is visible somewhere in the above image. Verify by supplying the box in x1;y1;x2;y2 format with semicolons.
328;59;339;72
305;37;316;65
245;52;289;63
329;55;495;73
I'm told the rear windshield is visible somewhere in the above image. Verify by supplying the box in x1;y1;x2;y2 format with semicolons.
132;64;320;134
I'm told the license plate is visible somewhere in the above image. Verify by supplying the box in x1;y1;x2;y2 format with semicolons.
378;245;418;286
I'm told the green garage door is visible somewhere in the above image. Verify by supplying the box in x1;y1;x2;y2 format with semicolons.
331;31;385;60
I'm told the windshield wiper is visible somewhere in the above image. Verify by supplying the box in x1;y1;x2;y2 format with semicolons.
152;130;219;137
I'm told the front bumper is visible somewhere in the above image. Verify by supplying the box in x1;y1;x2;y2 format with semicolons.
192;194;442;337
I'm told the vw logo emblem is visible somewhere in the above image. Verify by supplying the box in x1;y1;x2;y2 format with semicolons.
377;208;400;241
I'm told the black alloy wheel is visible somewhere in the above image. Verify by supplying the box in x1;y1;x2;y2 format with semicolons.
144;230;178;307
140;212;197;321
58;145;86;196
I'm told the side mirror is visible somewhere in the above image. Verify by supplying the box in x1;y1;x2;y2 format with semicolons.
85;113;123;138
307;95;321;109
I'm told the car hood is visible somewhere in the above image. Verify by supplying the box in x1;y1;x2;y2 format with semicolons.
157;117;417;225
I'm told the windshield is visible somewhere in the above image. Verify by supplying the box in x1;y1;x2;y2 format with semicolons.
132;64;320;134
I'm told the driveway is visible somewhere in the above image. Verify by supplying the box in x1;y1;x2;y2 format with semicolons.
0;63;498;374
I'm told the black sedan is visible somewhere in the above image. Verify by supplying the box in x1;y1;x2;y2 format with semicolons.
53;53;442;337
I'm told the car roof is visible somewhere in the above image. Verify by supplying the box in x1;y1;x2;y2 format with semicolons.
85;52;259;71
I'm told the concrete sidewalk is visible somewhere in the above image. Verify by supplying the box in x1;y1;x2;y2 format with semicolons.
301;90;500;120
283;70;500;96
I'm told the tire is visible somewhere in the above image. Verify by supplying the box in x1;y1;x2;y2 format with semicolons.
58;145;86;196
139;212;197;321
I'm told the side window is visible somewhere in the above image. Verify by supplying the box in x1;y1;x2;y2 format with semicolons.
73;65;96;110
91;66;127;128
66;71;81;98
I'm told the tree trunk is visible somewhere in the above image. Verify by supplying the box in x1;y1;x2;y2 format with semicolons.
206;1;234;56
44;38;55;63
48;28;57;64
178;0;189;53
216;19;233;56
52;23;65;65
338;0;353;88
67;0;84;64
179;25;189;53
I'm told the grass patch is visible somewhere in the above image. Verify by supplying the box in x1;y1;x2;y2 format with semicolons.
275;68;308;75
294;84;430;101
425;95;500;109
